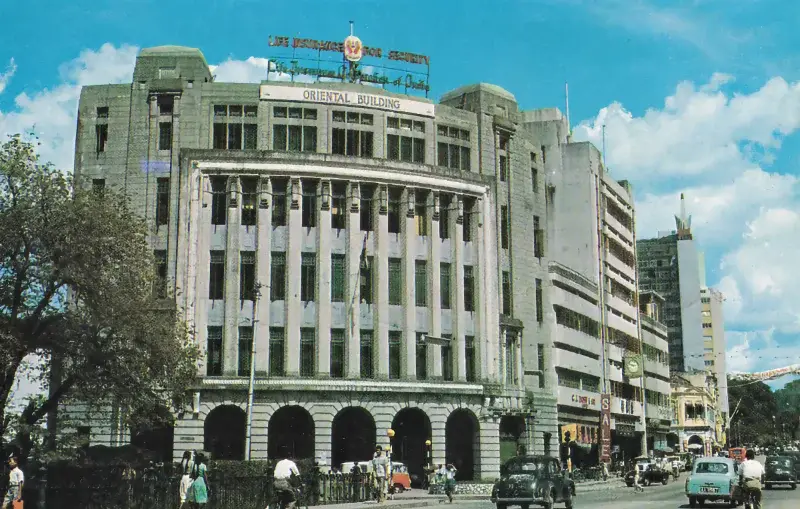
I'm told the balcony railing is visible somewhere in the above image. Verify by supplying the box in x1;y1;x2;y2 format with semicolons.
549;261;598;293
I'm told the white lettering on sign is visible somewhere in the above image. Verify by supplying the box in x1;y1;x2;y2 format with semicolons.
259;85;435;117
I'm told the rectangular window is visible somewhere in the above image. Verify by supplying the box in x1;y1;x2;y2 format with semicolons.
92;178;105;196
500;205;509;249
288;125;302;151
96;106;109;118
331;182;346;230
154;250;167;299
531;167;539;193
387;133;424;163
437;141;470;170
96;124;108;153
442;335;453;381
210;176;227;225
209;251;225;300
538;344;545;389
465;335;476;382
440;263;451;309
300;328;315;377
331;254;345;303
389;331;402;380
301;253;316;302
269;327;285;376
273;124;287;150
387;189;401;234
536;278;544;323
464;265;475;312
238;327;253;377
241;177;257;226
330;329;345;378
272;178;287;226
541;145;547;164
415;260;427;307
206;326;223;376
360;256;374;305
228;123;242;150
415;196;427;236
271;252;286;301
534;216;543;258
499;155;508;182
439;196;450;239
463;203;472;242
332;128;373;157
158;122;172;151
213;123;227;149
243;124;258;150
240;251;255;301
416;333;427;380
502;271;511;315
156;177;170;226
360;330;374;379
388;258;402;305
302;182;317;227
360;185;373;232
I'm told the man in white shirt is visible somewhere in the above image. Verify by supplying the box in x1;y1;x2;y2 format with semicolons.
273;450;301;509
738;450;765;509
3;455;23;509
372;446;388;503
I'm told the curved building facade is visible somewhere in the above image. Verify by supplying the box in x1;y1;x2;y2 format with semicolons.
62;46;563;479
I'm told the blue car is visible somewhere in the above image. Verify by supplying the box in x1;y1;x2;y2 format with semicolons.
685;457;742;507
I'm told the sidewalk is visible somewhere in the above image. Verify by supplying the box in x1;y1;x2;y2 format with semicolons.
314;477;627;509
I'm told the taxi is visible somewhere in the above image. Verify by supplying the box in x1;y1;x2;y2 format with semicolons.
685;457;742;508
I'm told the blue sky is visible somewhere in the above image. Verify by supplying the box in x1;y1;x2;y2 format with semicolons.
1;0;798;396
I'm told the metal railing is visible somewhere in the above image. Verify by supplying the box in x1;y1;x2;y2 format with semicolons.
548;261;598;293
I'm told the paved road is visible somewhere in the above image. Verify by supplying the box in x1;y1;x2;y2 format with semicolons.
444;479;799;509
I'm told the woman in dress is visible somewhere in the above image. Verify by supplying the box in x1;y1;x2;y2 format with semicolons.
179;450;194;508
186;452;210;507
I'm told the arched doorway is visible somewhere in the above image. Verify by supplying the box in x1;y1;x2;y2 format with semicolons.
500;416;525;464
204;405;246;460
268;405;315;460
331;407;376;467
446;409;480;481
131;405;175;463
391;408;432;485
687;434;704;454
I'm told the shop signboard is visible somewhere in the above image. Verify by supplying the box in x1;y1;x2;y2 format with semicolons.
600;393;612;463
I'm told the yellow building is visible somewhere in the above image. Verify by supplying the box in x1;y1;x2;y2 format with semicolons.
670;372;723;456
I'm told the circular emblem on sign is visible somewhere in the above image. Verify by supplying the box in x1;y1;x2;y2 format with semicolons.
344;35;363;62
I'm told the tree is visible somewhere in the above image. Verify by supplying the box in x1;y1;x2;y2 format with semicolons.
727;377;779;446
0;134;199;461
774;379;800;442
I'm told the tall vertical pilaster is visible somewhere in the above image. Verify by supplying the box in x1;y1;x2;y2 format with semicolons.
285;177;302;376
429;192;442;379
453;196;467;381
195;175;212;376
223;176;242;376
401;188;417;379
317;180;332;377
254;177;272;375
375;185;390;378
345;183;363;378
474;198;488;381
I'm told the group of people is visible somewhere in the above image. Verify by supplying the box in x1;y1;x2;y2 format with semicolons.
178;450;210;508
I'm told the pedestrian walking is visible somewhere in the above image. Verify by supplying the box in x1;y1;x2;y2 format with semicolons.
633;466;644;493
372;446;388;504
185;452;210;508
179;450;195;508
3;455;23;509
444;464;457;503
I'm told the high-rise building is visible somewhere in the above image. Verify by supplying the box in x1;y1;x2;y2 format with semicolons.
701;287;729;441
636;195;705;373
57;45;571;478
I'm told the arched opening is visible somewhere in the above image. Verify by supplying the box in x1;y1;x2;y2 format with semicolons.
687;434;704;454
391;408;432;486
204;405;246;460
500;416;526;464
130;405;175;463
268;405;315;460
331;407;376;467
445;409;480;481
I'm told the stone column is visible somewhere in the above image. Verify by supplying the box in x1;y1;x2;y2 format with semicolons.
345;183;363;378
474;198;487;381
190;173;209;375
223;176;242;376
317;180;333;377
285;177;303;376
452;196;467;381
499;328;507;387
516;332;524;388
401;188;417;379
315;414;333;465
480;417;501;479
375;185;390;378
254;177;272;375
428;192;442;379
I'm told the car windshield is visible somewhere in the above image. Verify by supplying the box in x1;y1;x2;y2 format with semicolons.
767;458;792;468
507;460;545;474
696;462;729;474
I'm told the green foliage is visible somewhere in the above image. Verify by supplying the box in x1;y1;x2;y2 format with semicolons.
774;379;800;440
0;134;200;459
209;460;273;477
728;377;779;446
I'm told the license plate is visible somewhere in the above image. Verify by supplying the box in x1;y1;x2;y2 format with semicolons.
700;487;719;494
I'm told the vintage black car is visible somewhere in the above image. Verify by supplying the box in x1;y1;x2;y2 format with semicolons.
764;456;797;490
624;459;670;487
490;455;575;509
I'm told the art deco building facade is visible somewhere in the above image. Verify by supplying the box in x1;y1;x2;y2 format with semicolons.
61;46;569;479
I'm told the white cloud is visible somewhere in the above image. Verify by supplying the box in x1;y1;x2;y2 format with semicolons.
573;75;800;184
0;58;17;95
725;329;800;376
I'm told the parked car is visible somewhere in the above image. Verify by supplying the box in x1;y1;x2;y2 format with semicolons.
389;462;411;492
764;456;797;490
667;456;686;471
684;457;742;508
490;455;575;509
625;458;670;487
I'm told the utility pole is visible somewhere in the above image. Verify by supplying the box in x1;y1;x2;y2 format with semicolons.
244;281;262;460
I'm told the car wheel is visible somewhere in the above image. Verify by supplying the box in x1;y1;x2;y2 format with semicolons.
662;476;668;485
764;484;771;490
541;490;555;509
626;482;633;487
495;504;507;509
689;496;697;508
791;483;796;490
698;498;705;506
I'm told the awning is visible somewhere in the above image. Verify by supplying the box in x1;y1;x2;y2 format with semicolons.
655;446;674;454
687;443;703;450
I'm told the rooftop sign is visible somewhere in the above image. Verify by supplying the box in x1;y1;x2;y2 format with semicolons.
259;84;435;117
266;25;431;97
